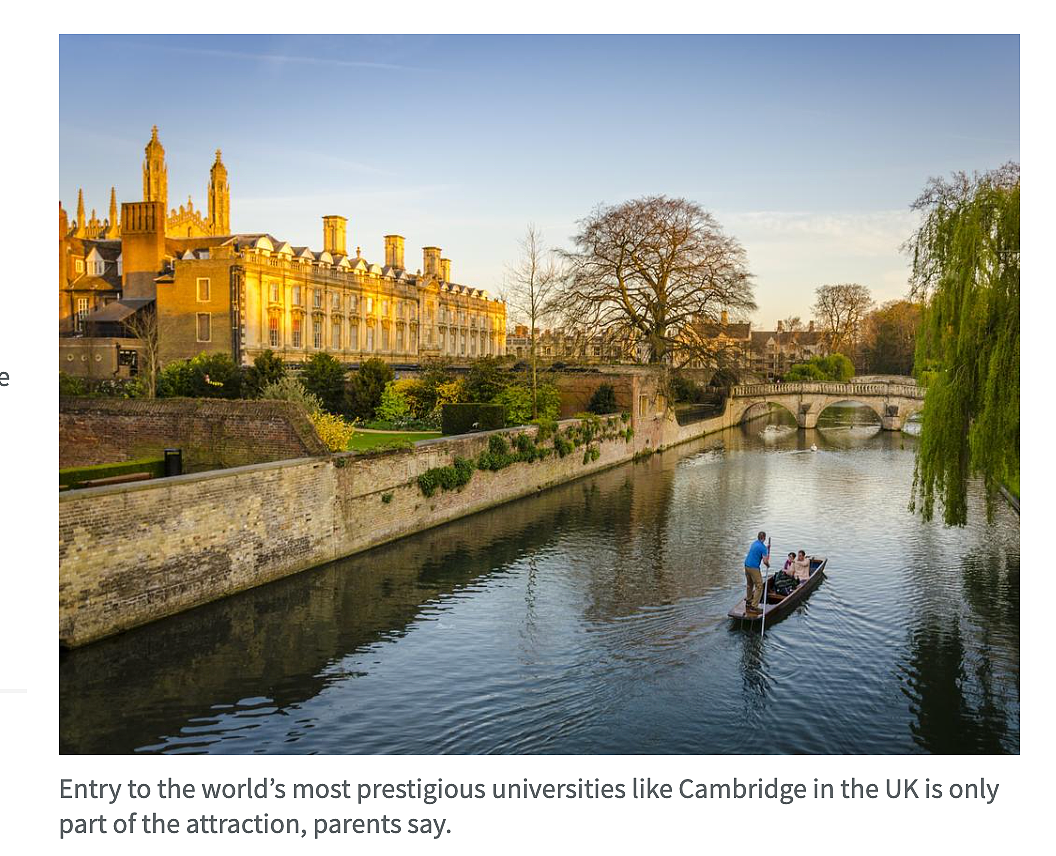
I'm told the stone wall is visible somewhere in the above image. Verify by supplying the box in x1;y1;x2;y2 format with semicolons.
59;378;727;648
59;397;327;471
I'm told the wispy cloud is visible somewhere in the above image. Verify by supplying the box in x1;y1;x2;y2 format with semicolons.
722;209;922;258
120;41;424;72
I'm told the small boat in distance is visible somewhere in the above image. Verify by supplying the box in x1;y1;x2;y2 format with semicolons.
728;557;828;624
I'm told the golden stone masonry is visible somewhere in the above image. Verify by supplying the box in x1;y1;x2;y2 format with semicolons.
60;127;507;377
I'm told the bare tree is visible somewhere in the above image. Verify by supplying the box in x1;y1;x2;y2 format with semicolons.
560;196;755;371
782;315;804;332
811;283;873;360
122;306;162;398
503;224;563;418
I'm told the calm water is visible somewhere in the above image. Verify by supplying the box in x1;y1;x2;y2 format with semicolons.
60;405;1019;754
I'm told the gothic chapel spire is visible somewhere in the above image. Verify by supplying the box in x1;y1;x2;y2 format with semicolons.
208;148;230;235
142;125;168;211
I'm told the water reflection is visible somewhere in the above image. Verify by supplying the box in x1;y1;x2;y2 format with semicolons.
60;411;1019;754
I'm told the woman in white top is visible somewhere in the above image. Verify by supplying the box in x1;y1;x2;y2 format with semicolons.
792;550;812;582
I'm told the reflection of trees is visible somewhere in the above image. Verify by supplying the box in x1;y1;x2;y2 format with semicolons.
902;617;1014;754
898;492;1019;753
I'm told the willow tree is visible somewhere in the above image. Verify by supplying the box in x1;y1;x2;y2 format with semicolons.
907;162;1019;525
559;196;755;368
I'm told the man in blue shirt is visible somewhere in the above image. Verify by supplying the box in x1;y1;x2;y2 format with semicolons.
743;531;770;615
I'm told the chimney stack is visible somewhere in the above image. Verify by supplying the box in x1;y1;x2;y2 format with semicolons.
721;309;729;325
120;201;166;298
808;320;815;332
423;246;442;277
322;215;347;256
384;235;405;269
440;258;451;282
777;320;784;332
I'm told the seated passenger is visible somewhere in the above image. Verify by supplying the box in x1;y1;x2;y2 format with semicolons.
792;550;812;582
773;553;798;594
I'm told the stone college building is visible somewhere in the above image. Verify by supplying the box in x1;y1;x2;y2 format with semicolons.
60;127;507;378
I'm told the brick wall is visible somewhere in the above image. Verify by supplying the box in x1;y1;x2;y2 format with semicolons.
59;397;327;471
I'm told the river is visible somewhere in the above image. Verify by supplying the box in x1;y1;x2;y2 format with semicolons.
59;405;1019;754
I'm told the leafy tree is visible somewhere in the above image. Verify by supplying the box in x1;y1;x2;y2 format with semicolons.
158;352;242;398
492;383;560;425
860;300;922;376
300;352;348;415
782;362;826;382
260;376;322;415
560;195;755;366
784;353;854;382
463;356;509;402
906;162;1019;525
588;383;619;414
405;361;455;419
242;350;287;398
348;358;394;420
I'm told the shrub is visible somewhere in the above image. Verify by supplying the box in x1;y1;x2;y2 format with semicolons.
531;417;557;442
588;382;619;414
554;433;574;457
670;374;707;403
426;379;465;425
308;410;356;452
784;353;855;383
260;376;322;414
158;352;242;398
490;384;529;425
417;456;476;497
377;379;414;423
300;352;348;415
348;358;394;420
535;383;562;421
59;372;87;396
242;350;286;398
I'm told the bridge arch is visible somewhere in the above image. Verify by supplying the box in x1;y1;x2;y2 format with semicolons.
816;398;884;425
728;382;927;432
736;398;798;427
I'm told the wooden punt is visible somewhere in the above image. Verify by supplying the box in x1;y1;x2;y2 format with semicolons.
728;557;827;623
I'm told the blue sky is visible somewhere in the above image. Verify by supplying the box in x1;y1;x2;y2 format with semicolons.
59;35;1019;326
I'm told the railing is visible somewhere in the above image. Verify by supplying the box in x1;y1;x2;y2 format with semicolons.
732;382;924;399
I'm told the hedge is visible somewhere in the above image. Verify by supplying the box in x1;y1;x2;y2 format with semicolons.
60;457;166;490
441;403;506;435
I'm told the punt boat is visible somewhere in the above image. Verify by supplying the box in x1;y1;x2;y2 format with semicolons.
728;557;827;624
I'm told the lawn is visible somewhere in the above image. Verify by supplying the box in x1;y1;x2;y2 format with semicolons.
346;431;441;452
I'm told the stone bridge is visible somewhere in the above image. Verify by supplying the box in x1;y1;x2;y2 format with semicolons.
729;381;925;430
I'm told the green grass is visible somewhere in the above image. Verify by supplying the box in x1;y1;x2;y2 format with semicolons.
346;431;440;452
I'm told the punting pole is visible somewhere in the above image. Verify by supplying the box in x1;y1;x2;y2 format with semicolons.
760;537;771;638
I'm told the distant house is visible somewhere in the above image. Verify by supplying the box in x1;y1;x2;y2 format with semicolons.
749;321;831;380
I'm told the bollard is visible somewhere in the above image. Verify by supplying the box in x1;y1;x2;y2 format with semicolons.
164;448;182;477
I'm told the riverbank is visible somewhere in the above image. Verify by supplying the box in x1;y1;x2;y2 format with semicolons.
60;369;732;646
